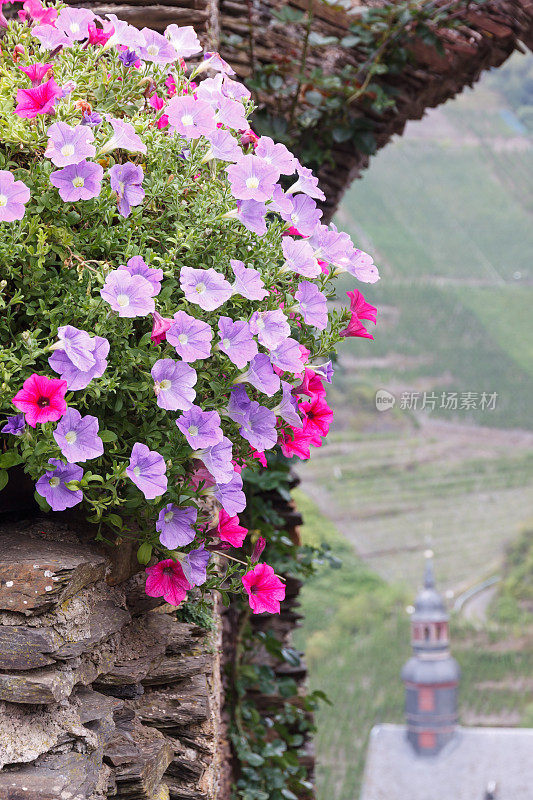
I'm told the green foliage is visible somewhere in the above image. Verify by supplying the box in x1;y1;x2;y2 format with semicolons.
491;527;533;625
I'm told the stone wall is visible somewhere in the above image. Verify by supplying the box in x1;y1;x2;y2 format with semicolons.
0;517;224;800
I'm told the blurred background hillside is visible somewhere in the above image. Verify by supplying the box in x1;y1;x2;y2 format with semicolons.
294;51;533;800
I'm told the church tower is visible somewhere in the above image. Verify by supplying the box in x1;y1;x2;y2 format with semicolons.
401;551;460;756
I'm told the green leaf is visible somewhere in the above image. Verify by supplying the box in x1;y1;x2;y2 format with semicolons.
0;451;23;469
0;470;8;491
137;542;152;565
34;490;50;512
99;430;117;442
244;753;265;767
106;513;123;529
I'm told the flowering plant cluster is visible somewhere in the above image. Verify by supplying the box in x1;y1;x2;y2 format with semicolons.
0;2;378;614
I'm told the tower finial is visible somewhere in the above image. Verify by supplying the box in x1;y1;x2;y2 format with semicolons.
423;549;435;588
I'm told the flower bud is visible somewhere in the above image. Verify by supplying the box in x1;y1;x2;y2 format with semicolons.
251;537;266;563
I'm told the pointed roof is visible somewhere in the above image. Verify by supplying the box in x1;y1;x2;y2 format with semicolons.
412;550;448;623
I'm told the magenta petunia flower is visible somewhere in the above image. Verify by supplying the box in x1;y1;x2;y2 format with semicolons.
182;545;210;587
50;160;103;202
156;503;197;548
242;563;285;614
214;470;246;516
12;374;67;428
49;328;109;390
281;237;320;278
346;289;377;323
218;317;258;369
55;7;94;39
18;62;53;86
226;155;278;202
165;24;202;57
15;77;62;118
166;95;216;140
238;401;277;451
230;260;268;301
235;354;280;397
127;442;167;499
101;269;155;317
36;459;83;511
195;436;233;485
53;408;104;463
119;255;163;297
180;266;232;312
217;509;248;547
166;311;213;362
285;194;322;236
109;162;145;217
206;128;242;162
271;337;306;374
249;309;290;350
2;413;25;436
145;559;190;607
100;118;147;155
294;281;328;330
32;25;70;51
139;27;177;63
288;164;326;201
151;358;197;411
255;136;297;178
45;121;96;167
274;381;302;428
176;405;223;449
215;96;248;131
20;0;58;26
0;170;30;222
151;311;173;344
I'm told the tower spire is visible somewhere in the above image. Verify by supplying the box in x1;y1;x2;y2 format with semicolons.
401;553;461;756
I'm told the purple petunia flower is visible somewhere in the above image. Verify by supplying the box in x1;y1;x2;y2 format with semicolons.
182;544;210;587
127;442;168;499
255;136;297;178
82;111;102;127
235;354;280;397
50;160;103;202
214;471;246;516
206;128;242;162
101;269;155;317
0;170;30;222
226;155;278;202
227;386;252;427
271;337;305;374
222;75;251;102
55;7;94;40
166;311;213;362
139;27;177;63
156;503;197;548
235;200;267;236
166;95;216;140
218;317;258;369
274;381;302;428
202;51;235;76
2;413;25;436
268;184;293;218
294;281;328;330
281;237;320;278
195;74;224;107
45;121;96;167
195;436;233;484
215;96;248;131
49;328;109;391
249;309;290;350
347;249;380;283
180;266;232;312
165;24;202;58
151;358;197;411
284;194;322;236
36;459;83;511
238;401;277;451
176;405;223;449
100;118;146;155
230;260;268;301
104;14;145;51
118;255;163;297
308;223;352;267
109;162;145;217
53;408;104;463
32;25;70;51
288;164;326;201
118;49;139;67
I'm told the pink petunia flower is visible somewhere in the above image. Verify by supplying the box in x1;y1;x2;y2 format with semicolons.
151;311;173;344
12;373;67;428
217;509;248;547
18;62;53;87
299;394;333;444
15;77;62;118
242;563;285;614
19;0;57;25
145;559;191;607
